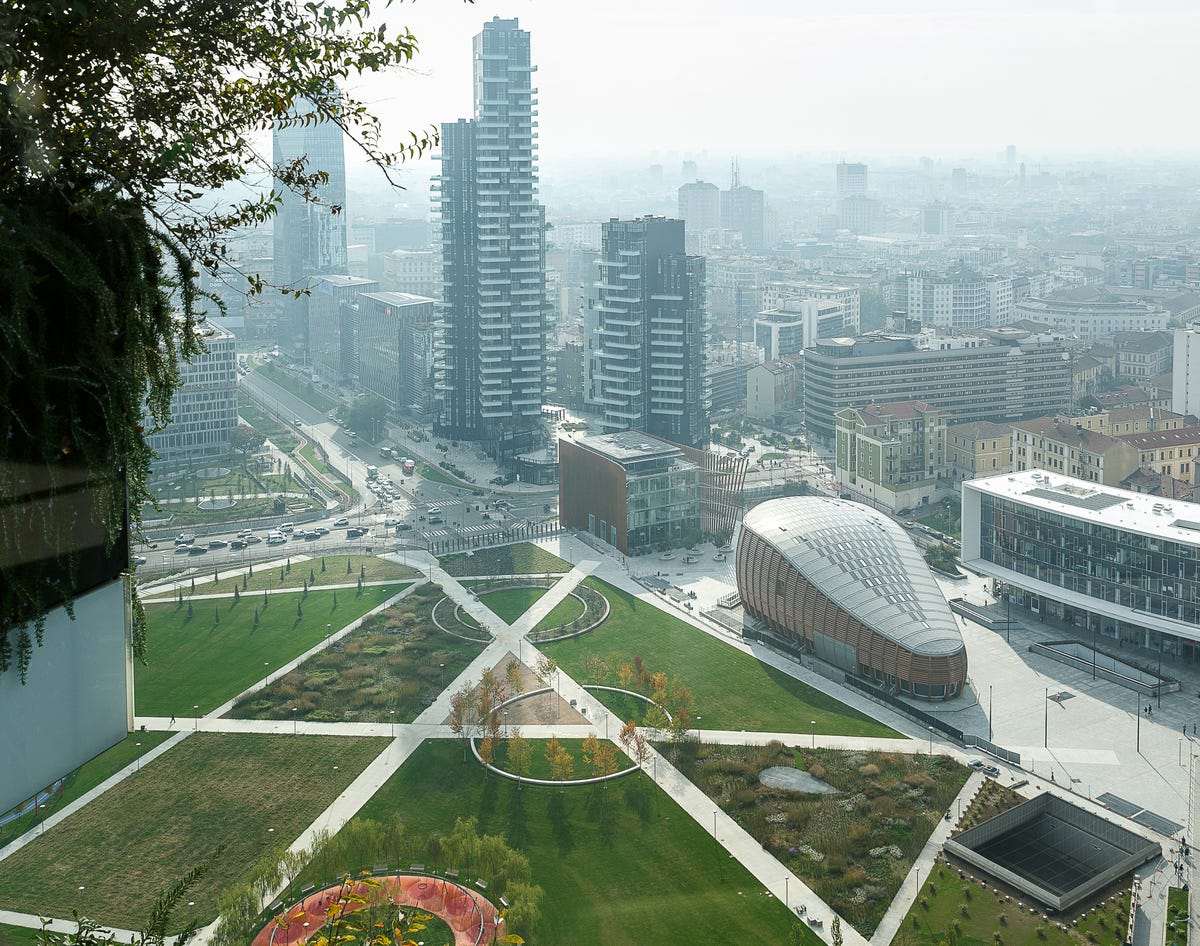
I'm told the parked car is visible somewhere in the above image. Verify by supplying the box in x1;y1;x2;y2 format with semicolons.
982;764;1000;778
968;759;984;771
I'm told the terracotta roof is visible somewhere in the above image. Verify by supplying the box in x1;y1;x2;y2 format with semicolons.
1118;426;1200;449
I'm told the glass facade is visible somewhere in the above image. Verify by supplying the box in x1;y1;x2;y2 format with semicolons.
980;494;1200;631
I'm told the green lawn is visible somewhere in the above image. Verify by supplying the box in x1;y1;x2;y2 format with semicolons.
544;578;900;736
255;363;339;413
916;504;961;539
298;443;352;500
0;733;387;932
532;592;586;631
440;542;569;577
225;584;486;723
0;923;39;946
893;861;1131;946
143;493;320;528
349;740;816;946
416;461;464;488
477;587;548;624
136;584;409;715
0;733;174;850
140;555;419;602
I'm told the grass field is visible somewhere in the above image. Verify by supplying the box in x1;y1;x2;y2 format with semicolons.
440;542;569;577
226;584;486;723
477;587;548;624
916;503;961;539
141;555;419;602
298;443;352;500
892;860;1131;946
0;733;174;850
543;578;900;736
0;733;387;932
532;592;586;631
0;923;39;945
136;584;409;716
348;740;817;946
415;461;465;488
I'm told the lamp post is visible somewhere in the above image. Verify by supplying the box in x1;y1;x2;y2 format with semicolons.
194;704;199;731
928;726;934;754
292;706;297;735
390;709;396;738
988;686;993;742
440;663;445;691
1044;688;1048;748
264;660;270;684
811;720;816;749
1136;690;1141;753
135;742;142;772
504;710;509;739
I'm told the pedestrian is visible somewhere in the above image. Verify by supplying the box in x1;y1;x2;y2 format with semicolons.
1193;723;1196;735
169;713;175;727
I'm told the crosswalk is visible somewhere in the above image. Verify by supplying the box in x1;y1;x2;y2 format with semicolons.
459;522;496;535
423;529;450;539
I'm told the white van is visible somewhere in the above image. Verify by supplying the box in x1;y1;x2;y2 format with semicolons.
279;522;295;533
267;532;287;545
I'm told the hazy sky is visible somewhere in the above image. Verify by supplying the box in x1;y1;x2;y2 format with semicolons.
346;0;1200;175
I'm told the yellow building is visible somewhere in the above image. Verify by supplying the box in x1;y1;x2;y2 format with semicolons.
947;421;1012;482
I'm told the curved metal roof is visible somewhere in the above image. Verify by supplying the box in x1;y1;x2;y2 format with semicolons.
740;497;964;657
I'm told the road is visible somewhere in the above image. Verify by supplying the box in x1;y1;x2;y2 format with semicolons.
136;371;553;579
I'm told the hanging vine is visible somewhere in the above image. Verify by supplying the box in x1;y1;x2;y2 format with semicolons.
0;185;205;680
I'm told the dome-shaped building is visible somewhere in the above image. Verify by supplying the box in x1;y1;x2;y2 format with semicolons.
737;497;966;699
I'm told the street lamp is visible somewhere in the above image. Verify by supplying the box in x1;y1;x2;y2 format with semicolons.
135;742;142;772
988;685;993;743
927;726;934;754
292;706;297;735
193;704;199;730
811;720;816;749
390;709;396;738
264;660;270;684
504;710;509;739
1044;687;1048;748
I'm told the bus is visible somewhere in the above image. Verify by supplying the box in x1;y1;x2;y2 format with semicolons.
366;465;379;480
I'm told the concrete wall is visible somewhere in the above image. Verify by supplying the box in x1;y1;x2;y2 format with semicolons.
0;580;130;814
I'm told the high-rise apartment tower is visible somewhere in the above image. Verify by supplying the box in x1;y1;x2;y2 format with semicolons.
434;17;547;457
585;216;708;448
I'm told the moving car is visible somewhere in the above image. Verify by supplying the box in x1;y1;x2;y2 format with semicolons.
207;539;227;549
188;546;209;555
347;527;367;538
244;534;262;544
132;555;147;566
174;545;194;555
982;764;1000;778
303;531;320;541
279;522;295;533
230;540;247;550
266;532;287;545
333;517;349;527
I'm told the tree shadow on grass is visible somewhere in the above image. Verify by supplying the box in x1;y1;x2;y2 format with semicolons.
505;782;530;849
477;769;498;832
547;791;574;856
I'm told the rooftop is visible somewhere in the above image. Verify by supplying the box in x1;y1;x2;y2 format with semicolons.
1011;418;1125;452
967;469;1200;543
947;420;1012;440
572;430;688;466
1119;426;1200;449
741;497;964;657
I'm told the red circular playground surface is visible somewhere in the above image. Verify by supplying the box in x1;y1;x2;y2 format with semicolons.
251;874;503;946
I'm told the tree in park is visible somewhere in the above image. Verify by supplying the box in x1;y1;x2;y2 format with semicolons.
186;600;193;619
241;572;247;591
347;557;353;574
309;567;315;584
320;557;326;573
190;577;195;594
584;654;609;682
262;590;268;609
296;600;302;618
253;607;259;629
214;606;219;625
505;657;523;696
232;585;239;604
478;735;495;773
548;739;575;784
448;684;481;762
332;590;338;607
831;915;843;946
617;662;634;687
581;733;601;770
507;729;532;784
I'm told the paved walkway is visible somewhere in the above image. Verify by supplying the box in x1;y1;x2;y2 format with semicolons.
4;535;1190;946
